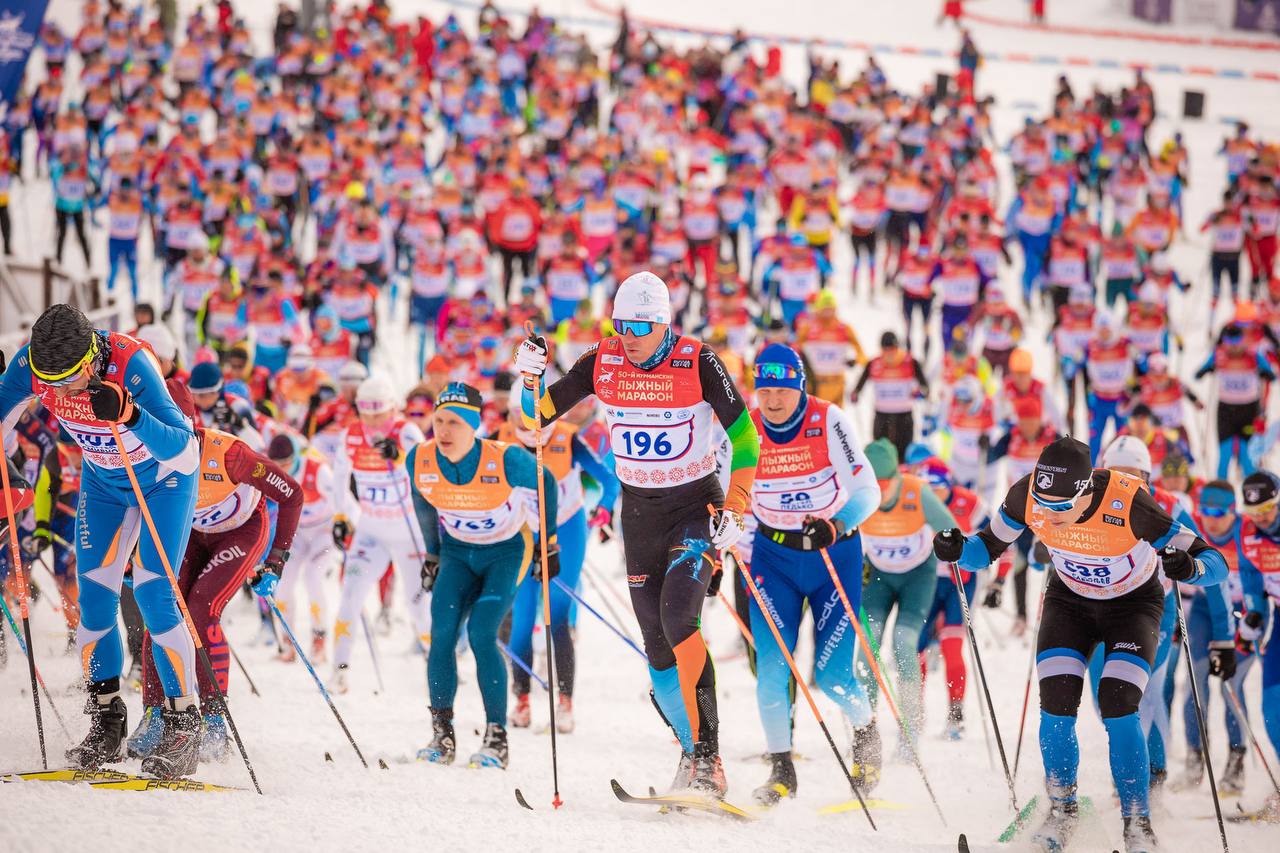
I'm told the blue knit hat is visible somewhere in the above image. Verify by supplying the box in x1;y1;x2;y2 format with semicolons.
435;382;482;430
754;343;805;390
188;361;224;393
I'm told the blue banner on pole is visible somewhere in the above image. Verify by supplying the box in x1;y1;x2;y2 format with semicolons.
0;0;51;114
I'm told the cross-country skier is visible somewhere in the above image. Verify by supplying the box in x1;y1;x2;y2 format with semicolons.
515;270;759;797
745;343;880;804
328;374;431;693
408;382;557;769
129;388;302;773
934;435;1228;851
0;304;202;772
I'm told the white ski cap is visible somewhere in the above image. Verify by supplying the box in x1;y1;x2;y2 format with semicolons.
1100;435;1152;477
136;323;177;362
613;271;671;325
355;375;396;414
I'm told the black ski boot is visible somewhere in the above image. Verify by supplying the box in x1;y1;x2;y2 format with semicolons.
848;718;882;793
752;751;797;806
417;707;456;765
140;697;201;779
1219;746;1246;795
1030;788;1080;853
1122;815;1159;852
468;722;509;769
65;684;128;769
689;740;728;800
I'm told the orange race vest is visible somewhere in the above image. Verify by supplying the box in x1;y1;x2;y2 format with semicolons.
1026;471;1156;600
194;430;263;534
861;474;934;573
750;397;849;531
411;439;529;545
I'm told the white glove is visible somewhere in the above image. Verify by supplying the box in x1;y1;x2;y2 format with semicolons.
515;336;548;377
709;508;746;550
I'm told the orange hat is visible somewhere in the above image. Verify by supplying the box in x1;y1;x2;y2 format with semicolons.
1009;348;1033;374
1013;396;1043;420
1235;301;1259;324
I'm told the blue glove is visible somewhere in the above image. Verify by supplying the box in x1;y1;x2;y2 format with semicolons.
250;569;279;598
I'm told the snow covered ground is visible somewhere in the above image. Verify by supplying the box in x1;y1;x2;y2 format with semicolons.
2;1;1279;851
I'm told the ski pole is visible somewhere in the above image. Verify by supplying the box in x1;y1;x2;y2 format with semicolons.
266;594;369;767
817;544;947;825
107;424;263;794
498;637;549;691
0;593;73;738
1;456;47;767
968;640;996;771
1013;578;1049;780
715;587;754;647
1172;581;1229;852
581;556;642;644
950;561;1019;813
523;345;563;810
552;576;647;661
227;640;261;698
360;611;385;696
711;507;876;831
1222;679;1280;798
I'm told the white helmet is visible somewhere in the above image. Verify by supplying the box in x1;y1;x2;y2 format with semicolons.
136;323;177;362
613;270;672;325
338;361;369;385
1101;435;1152;478
355;375;396;414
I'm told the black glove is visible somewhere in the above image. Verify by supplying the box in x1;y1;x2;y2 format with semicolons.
374;437;399;461
332;518;353;549
533;546;560;582
420;554;440;593
88;379;139;426
22;523;52;557
705;565;724;598
933;528;965;563
1236;610;1264;655
982;582;1004;609
1159;547;1201;583
1207;641;1237;680
801;515;841;551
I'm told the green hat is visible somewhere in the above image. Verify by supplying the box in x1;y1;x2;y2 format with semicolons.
865;438;899;480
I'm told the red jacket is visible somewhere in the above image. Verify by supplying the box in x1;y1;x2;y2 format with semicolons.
488;196;542;252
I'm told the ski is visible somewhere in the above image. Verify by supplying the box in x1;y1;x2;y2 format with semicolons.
89;777;244;792
515;788;534;810
815;797;911;816
2;767;241;792
2;768;133;784
610;779;755;822
958;833;970;853
997;793;1040;842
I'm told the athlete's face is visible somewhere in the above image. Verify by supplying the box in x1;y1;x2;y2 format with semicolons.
360;409;394;434
1201;512;1236;538
433;409;476;461
618;322;670;365
757;387;803;425
192;389;220;411
1039;501;1088;528
1246;505;1279;530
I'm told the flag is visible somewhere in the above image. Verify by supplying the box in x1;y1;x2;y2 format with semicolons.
0;0;51;114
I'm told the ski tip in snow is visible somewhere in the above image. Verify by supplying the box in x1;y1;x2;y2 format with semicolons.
377;758;388;770
514;788;534;810
957;833;970;853
323;751;333;763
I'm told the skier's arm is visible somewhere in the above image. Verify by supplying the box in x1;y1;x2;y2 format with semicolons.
986;430;1012;463
1204;582;1235;643
921;485;959;540
1256;350;1276;382
32;453;58;530
826;403;880;531
0;345;36;432
1129;486;1227;587
962;475;1033;569
571;434;619;511
405;445;441;557
123;348;199;473
520;345;598;430
224;440;303;553
699;345;758;514
851;362;872;399
503;443;557;546
1237;548;1267;618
